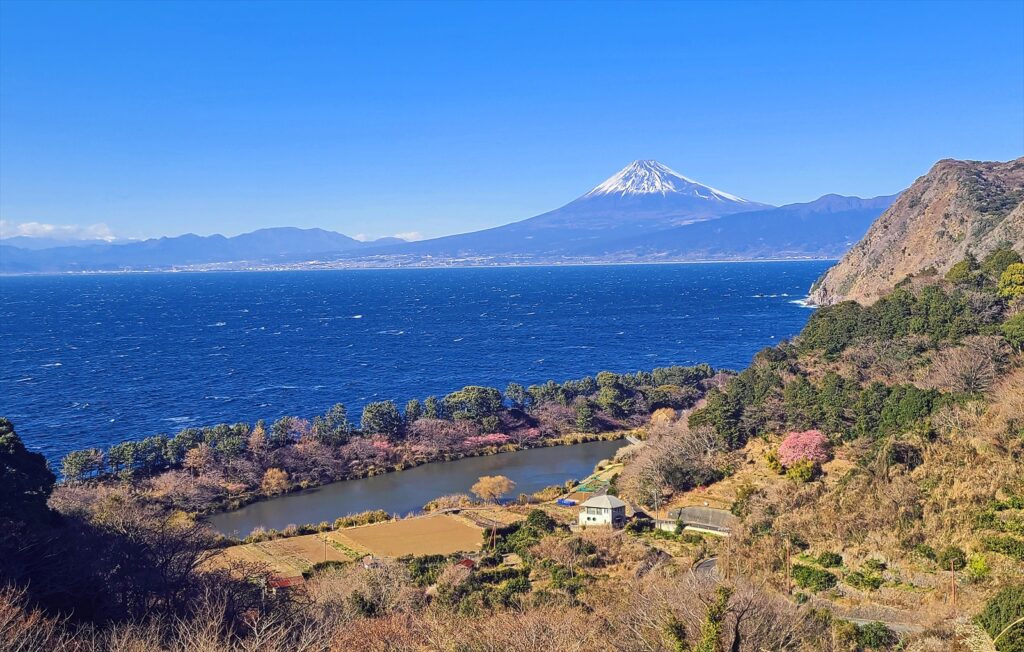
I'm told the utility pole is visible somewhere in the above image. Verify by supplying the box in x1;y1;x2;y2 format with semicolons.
654;485;660;523
950;558;957;614
785;539;792;595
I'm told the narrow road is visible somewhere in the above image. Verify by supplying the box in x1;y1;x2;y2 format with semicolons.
693;556;719;578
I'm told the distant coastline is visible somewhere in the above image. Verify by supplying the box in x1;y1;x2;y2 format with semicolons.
0;255;840;277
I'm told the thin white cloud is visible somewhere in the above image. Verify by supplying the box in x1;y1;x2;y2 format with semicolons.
393;231;424;241
351;233;370;242
0;220;118;241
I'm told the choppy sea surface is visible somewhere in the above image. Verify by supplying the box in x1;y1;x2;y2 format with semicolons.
0;262;828;462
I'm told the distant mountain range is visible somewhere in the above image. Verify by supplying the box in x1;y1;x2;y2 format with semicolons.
0;228;398;273
0;160;898;273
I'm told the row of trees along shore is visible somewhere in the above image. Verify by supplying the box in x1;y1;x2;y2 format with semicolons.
59;365;716;512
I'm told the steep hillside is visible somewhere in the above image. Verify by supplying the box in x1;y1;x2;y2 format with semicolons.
808;158;1024;305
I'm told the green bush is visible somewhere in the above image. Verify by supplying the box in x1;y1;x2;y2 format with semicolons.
975;584;1024;652
403;554;450;586
1004;313;1024;354
625;517;654;534
999;263;1024;300
816;551;843;568
845;570;883;591
913;543;937;561
792;564;838;592
982;248;1022;279
786;459;817;483
945;258;977;283
966;553;990;582
500;576;531;595
856;621;896;649
984;535;1024;561
650;528;680;541
476;567;528;585
303;560;346;578
863;558;887;572
800;286;983;356
524;509;557;533
937;546;967;570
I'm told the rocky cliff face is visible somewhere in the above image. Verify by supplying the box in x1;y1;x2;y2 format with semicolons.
808;158;1024;305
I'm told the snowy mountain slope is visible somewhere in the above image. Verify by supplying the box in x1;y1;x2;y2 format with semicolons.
583;160;751;203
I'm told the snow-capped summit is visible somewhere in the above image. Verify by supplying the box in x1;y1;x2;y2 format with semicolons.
584;160;752;204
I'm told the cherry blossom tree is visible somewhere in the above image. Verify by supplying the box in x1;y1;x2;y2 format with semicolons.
777;430;831;467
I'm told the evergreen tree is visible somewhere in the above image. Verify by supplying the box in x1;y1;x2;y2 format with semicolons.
575;400;596;432
361;400;403;437
0;418;55;521
404;399;423;424
504;382;528;410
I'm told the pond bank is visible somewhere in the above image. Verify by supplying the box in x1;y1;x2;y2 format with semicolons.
207;437;628;537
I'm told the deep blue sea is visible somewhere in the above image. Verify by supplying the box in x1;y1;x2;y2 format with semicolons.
0;262;829;462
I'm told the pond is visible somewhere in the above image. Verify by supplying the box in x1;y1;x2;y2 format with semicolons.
207;438;627;536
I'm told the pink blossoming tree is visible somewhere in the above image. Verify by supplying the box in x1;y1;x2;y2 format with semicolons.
777;430;831;467
463;433;512;448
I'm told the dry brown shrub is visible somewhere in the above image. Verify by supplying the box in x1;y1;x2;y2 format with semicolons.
0;586;75;652
470;475;516;502
303;559;419;619
612;441;645;463
649;407;679;429
976;365;1024;444
329;613;429;651
589;570;826;652
423;607;605;652
617;420;726;509
260;468;290;496
926;335;1006;394
431;563;472;601
422;493;476;511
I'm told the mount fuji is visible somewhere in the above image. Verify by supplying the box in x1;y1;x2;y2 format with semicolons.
355;160;772;260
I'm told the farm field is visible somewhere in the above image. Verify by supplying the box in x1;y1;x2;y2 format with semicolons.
218;533;353;576
334;514;484;557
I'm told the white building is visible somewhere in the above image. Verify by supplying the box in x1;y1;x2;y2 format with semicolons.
578;494;627;528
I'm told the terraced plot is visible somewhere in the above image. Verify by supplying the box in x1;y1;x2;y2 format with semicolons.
219;534;355;576
335;514;484;557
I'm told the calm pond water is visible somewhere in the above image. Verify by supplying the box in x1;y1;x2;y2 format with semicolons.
208;438;626;536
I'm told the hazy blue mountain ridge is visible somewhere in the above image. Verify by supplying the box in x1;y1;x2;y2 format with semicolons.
0;162;899;272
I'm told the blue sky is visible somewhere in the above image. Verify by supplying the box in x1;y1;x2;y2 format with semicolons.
1;1;1022;241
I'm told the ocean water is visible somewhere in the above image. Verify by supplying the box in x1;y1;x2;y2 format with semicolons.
0;262;829;462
